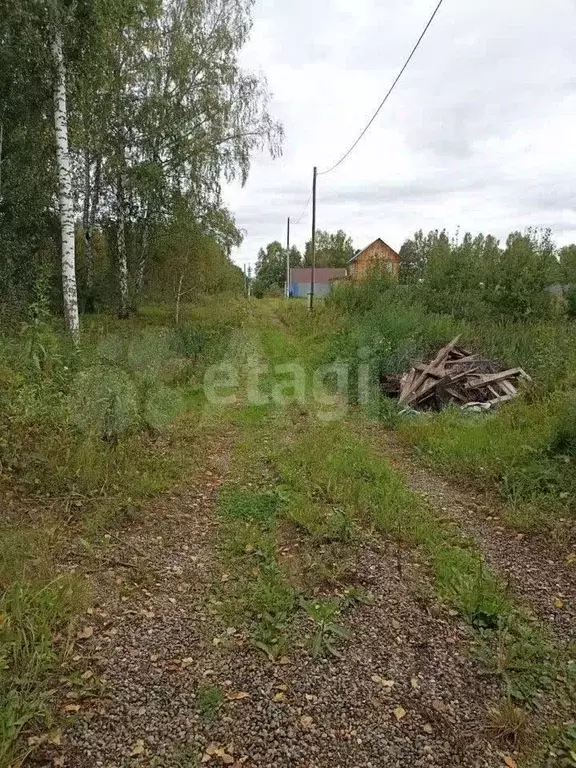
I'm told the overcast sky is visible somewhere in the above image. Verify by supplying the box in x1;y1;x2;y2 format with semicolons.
223;0;576;269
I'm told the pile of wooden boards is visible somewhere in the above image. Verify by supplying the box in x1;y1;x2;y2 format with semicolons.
396;336;531;410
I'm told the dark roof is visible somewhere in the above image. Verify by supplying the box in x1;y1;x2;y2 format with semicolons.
348;237;399;264
290;267;347;283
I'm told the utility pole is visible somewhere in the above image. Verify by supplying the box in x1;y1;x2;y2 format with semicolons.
286;216;291;298
310;166;317;311
247;264;252;298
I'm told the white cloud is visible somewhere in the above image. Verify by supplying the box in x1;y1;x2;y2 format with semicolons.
224;0;576;268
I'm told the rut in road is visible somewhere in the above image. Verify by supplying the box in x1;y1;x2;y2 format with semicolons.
370;427;576;644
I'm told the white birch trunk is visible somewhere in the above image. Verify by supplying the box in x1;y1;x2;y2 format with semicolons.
52;28;79;338
133;205;148;310
175;272;184;325
116;172;129;318
84;154;101;312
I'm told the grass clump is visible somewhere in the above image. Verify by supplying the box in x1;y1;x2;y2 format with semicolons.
217;487;283;527
486;698;531;749
196;685;224;720
301;597;351;659
0;575;88;766
214;484;297;661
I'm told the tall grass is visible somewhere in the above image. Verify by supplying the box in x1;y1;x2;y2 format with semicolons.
325;279;576;527
0;297;243;762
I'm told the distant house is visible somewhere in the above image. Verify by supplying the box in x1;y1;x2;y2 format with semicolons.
289;267;347;298
348;238;399;280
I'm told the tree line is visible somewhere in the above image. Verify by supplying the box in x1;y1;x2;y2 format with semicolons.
399;228;576;320
254;224;576;319
253;229;354;295
0;0;282;333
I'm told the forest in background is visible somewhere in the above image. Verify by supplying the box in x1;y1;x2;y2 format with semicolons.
0;0;282;329
254;225;576;317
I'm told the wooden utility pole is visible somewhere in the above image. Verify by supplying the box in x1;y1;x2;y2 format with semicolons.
310;166;317;311
286;216;291;298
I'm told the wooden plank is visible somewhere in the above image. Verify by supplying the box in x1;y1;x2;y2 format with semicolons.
445;387;468;402
451;345;474;358
499;379;517;396
399;335;461;404
464;367;523;389
406;375;452;406
414;363;446;377
487;393;516;406
399;368;417;400
517;367;532;382
450;368;479;382
444;354;478;366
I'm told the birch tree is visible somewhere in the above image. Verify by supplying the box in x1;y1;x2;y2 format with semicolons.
51;22;79;337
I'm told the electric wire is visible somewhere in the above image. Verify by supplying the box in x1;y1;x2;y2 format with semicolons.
318;0;445;176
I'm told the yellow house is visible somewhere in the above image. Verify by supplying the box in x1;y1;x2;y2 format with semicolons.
348;238;399;280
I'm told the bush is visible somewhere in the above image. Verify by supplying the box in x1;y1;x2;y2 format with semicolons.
548;394;576;457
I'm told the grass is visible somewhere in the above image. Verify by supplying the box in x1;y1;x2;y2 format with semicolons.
398;395;576;530
196;685;224;720
323;278;576;529
274;420;575;712
2;293;574;763
0;574;89;766
0;296;244;763
486;698;531;749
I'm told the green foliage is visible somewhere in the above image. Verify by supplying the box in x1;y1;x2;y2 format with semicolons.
0;0;281;319
147;202;244;313
304;230;354;268
485;230;557;320
255;241;302;295
196;685;223;720
324;256;576;525
549;394;576;457
217;487;283;526
301;597;350;658
397;227;560;322
0;575;88;766
548;723;576;767
475;615;563;704
559;244;576;284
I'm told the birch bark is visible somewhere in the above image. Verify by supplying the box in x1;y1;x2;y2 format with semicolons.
116;171;129;318
52;27;79;337
84;153;101;312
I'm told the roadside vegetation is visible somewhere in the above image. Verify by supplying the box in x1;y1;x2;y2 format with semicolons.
201;304;575;766
321;228;576;531
0;297;243;766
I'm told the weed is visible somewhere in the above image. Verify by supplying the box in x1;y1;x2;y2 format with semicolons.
196;685;223;720
434;549;510;628
252;610;291;662
547;723;576;767
0;575;88;765
301;597;351;658
486;698;531;748
475;614;559;704
216;487;283;527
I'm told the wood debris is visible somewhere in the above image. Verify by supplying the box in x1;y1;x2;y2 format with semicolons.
389;336;531;411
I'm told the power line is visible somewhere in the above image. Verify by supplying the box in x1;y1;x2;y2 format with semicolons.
318;0;445;176
292;191;312;225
